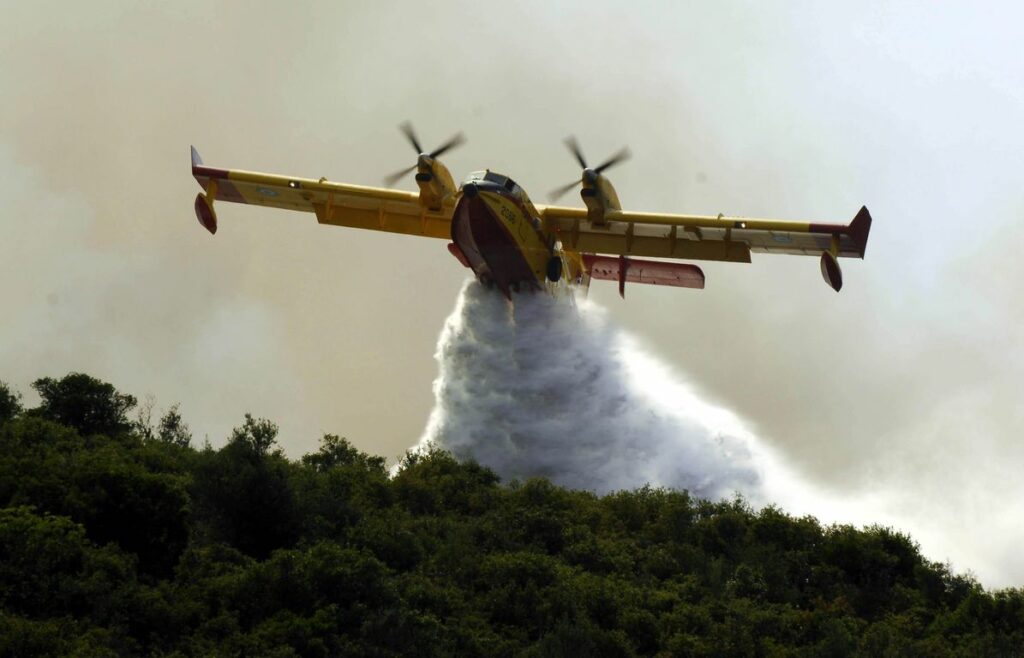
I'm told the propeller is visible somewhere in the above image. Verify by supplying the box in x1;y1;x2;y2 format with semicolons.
383;122;466;187
548;136;630;202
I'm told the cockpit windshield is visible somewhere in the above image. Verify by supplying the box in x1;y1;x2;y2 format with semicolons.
463;170;519;194
460;170;541;227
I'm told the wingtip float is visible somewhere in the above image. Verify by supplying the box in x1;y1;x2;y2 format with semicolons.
190;130;872;297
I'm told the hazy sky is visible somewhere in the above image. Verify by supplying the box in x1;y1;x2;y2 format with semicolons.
2;2;1023;585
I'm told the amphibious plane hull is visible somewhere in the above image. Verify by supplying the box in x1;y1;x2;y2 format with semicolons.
450;180;551;295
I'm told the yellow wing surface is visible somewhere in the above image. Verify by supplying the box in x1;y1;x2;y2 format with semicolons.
190;146;452;239
538;203;871;291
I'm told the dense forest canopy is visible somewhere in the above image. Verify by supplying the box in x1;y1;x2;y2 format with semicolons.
1;373;1022;657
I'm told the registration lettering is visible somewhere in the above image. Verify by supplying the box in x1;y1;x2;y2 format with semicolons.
500;205;518;225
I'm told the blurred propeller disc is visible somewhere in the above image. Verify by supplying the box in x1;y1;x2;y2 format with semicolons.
384;122;466;187
548;137;630;202
429;133;465;159
594;147;630;174
383;164;419;187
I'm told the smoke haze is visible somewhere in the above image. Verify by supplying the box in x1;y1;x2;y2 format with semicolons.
3;1;1024;587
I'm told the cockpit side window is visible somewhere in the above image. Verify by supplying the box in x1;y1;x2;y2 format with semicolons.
484;171;519;193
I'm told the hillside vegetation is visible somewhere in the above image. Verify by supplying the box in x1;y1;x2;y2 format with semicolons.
1;373;1022;657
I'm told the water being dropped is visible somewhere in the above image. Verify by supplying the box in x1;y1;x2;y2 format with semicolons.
413;280;764;500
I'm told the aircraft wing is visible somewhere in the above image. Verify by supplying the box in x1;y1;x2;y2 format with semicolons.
538;204;871;263
539;203;871;290
190;146;452;239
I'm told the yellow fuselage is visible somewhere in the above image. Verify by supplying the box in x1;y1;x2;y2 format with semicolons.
449;171;583;295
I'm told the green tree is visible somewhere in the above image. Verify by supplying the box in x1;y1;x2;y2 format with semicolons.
229;413;279;456
0;414;190;577
67;444;191;576
301;433;385;473
190;417;298;558
158;404;192;448
296;435;391;542
133;393;157;440
30;372;136;436
0;506;135;620
392;446;500;516
5;370;1024;655
0;380;22;425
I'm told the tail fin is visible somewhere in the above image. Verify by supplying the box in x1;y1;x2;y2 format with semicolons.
849;206;872;258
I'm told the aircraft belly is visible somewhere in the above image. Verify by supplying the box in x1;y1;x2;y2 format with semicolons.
452;193;544;293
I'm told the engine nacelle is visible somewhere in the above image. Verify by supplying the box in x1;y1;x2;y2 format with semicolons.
415;158;457;211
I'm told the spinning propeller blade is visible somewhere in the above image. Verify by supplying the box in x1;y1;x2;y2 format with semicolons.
548;137;630;201
399;121;424;155
430;133;465;159
384;122;466;187
383;164;419;188
594;147;631;174
549;179;584;202
565;136;588;169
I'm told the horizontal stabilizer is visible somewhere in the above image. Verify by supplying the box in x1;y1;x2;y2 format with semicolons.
583;254;704;298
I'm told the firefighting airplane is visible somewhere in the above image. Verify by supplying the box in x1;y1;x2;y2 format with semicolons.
190;125;871;296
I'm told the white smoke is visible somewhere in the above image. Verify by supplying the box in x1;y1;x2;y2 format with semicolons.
413;280;765;500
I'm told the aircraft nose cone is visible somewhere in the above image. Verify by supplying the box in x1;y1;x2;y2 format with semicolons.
463;182;479;198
